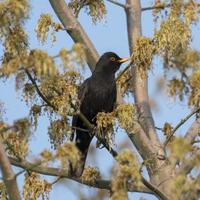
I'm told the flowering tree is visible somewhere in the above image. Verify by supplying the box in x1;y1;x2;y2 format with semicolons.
0;0;200;199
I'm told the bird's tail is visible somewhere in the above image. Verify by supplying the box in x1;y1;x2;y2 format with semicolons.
73;130;93;177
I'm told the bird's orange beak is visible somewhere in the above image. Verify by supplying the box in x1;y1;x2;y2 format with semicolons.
118;57;130;63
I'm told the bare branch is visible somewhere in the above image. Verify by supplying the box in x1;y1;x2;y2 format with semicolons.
0;142;21;200
24;69;56;109
11;155;170;199
141;4;170;11
15;158;50;178
116;58;142;82
164;108;200;147
49;0;99;71
141;176;169;200
10;155;169;199
125;0;164;158
126;122;154;160
9;157;153;194
124;1;173;198
72;126;89;133
106;0;126;8
116;61;133;82
50;177;62;186
126;0;158;142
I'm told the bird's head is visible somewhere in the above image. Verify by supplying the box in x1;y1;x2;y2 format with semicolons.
94;52;130;74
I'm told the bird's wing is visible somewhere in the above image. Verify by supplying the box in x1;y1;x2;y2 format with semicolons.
70;78;93;177
71;78;90;141
77;78;90;103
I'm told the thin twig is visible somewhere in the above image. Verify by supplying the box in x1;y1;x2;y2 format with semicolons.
72;126;89;133
50;177;63;186
141;4;170;11
106;0;126;8
116;57;139;82
116;62;132;82
192;139;200;144
24;69;56;109
155;126;163;131
164;107;200;147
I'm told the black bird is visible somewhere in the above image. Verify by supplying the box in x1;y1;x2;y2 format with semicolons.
71;52;129;177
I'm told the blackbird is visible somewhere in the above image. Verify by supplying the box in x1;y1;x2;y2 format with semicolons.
71;52;129;177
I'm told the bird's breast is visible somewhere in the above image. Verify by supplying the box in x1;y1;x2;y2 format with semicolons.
80;79;116;121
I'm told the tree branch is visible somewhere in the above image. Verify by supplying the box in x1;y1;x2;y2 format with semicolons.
141;176;168;200
9;155;170;199
49;0;99;71
164;108;200;147
0;142;21;200
141;4;170;11
125;1;173;198
126;121;154;160
24;69;56;109
116;58;138;82
107;0;170;11
9;157;153;194
106;0;126;9
125;0;164;159
126;0;158;143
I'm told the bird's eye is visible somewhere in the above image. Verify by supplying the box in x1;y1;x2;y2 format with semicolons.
110;57;116;61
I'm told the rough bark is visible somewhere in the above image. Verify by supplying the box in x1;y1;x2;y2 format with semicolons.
0;142;21;200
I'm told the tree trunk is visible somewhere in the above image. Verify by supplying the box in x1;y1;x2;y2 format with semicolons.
125;0;174;198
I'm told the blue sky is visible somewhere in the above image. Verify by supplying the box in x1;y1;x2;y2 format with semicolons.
0;0;200;199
